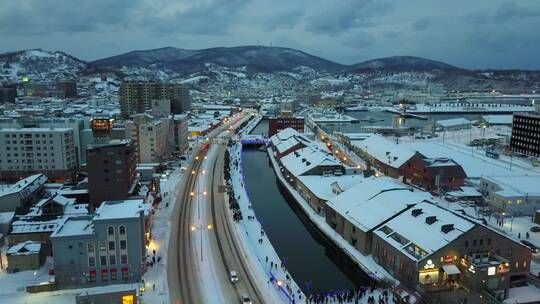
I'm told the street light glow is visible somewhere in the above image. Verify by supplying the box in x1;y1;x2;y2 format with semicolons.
207;224;212;230
191;226;196;231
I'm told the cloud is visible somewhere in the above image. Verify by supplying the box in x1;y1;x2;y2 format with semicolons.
142;0;252;35
0;0;142;34
465;0;540;25
412;17;431;31
260;9;305;31
304;0;393;35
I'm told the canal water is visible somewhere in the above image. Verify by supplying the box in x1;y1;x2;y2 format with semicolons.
242;148;374;294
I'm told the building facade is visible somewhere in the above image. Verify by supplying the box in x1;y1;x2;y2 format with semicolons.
50;200;148;287
0;128;77;182
268;117;305;137
119;82;189;118
125;114;175;163
86;140;137;210
510;113;540;157
173;114;189;155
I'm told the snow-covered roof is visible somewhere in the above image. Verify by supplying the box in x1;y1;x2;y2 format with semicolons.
482;175;540;197
446;187;482;198
7;241;42;256
481;115;513;125
297;175;365;201
280;145;342;177
94;199;149;221
435;118;471;128
400;142;524;178
375;201;475;261
327;177;432;232
351;134;418;169
0;174;47;198
50;216;93;238
270;127;300;145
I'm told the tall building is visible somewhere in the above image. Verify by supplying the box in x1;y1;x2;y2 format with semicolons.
171;84;191;114
56;80;77;98
0;84;17;103
119;82;190;118
0;128;77;182
173;114;189;155
86;140;137;210
125;114;175;163
510;113;540;157
50;199;149;287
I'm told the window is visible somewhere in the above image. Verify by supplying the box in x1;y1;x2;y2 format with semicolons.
120;240;127;250
100;255;108;266
89;271;96;282
121;254;128;264
99;241;107;252
464;240;468;247
119;225;126;235
473;240;477;246
108;226;114;236
487;238;491;245
479;239;484;246
109;241;115;251
88;256;96;267
109;255;116;265
111;270;117;280
101;271;108;281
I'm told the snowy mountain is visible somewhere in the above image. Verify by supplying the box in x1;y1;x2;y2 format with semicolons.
90;46;346;73
349;56;459;72
0;49;86;82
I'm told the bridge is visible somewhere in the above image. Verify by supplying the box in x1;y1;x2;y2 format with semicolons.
240;134;268;146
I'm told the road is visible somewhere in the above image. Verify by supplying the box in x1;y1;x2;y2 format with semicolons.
168;113;266;304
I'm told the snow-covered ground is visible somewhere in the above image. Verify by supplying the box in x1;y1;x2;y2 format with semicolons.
141;165;185;304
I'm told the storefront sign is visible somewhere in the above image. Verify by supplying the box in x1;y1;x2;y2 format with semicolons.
488;266;496;276
424;259;435;270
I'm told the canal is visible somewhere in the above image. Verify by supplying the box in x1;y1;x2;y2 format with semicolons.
242;148;374;294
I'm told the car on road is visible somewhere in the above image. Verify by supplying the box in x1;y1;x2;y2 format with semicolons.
229;270;238;283
521;240;539;253
240;294;252;304
530;226;540;233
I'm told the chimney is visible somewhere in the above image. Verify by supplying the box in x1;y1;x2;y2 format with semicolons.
425;216;437;225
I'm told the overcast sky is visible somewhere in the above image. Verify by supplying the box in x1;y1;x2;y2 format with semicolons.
1;0;540;69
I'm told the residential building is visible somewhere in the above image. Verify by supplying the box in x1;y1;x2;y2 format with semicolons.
173;114;188;155
0;86;16;103
510;113;540;157
269;128;309;159
432;118;472;132
119;82;189;118
171;84;191;114
56;80;77;98
50;199;149;287
479;175;540;215
125;114;175;163
86;140;137;210
268;117;305;137
0;128;77;182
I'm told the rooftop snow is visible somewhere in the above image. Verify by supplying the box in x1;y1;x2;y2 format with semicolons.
351;134;418;169
50;216;93;238
280;145;342;177
375;201;475;261
435;118;471;127
7;240;42;256
297;175;365;201
93;199;148;221
482;175;540;196
327;177;432;232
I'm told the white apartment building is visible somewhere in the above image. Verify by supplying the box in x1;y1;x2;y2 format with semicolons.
125;114;175;163
0;128;77;182
174;114;188;155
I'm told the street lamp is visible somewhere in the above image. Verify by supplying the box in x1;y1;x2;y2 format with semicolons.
191;224;212;261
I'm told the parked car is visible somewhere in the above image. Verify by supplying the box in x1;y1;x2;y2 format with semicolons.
530;226;540;233
229;270;238;283
240;295;252;304
521;240;539;253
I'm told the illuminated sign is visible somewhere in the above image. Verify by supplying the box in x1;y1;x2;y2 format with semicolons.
424;259;435;270
122;295;134;304
488;266;496;276
21;76;29;83
468;265;476;274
